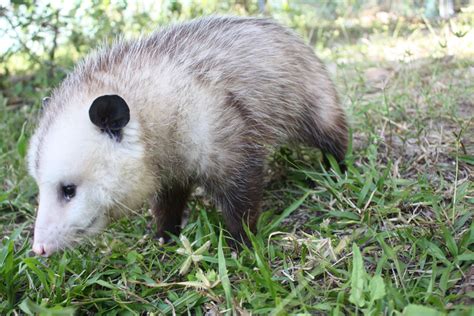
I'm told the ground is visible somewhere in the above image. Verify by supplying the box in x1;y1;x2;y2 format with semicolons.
0;7;473;315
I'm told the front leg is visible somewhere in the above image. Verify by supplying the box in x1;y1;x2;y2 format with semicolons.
152;182;193;241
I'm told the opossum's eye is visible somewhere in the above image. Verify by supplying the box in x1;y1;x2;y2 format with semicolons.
42;97;51;108
61;184;76;201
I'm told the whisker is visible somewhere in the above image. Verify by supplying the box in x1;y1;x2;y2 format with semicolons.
111;198;146;221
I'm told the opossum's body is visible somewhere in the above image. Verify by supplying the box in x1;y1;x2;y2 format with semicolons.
28;16;348;256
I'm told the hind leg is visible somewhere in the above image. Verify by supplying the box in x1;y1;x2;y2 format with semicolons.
299;107;348;172
207;155;265;245
152;183;192;242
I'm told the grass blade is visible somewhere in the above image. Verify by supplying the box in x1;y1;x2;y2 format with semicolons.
264;191;310;235
218;230;232;312
349;243;367;308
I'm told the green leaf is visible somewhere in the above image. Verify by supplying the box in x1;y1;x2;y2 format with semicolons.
420;239;448;263
126;250;140;265
402;304;443;316
251;231;277;300
179;257;193;275
326;153;342;174
23;258;50;293
357;173;373;207
0;225;25;267
349;243;367;307
218;230;232;311
369;275;386;303
457;154;474;165
194;240;211;255
457;253;474;261
11;0;34;7
264;191;310;234
19;298;75;316
439;264;452;295
16;121;28;158
328;211;360;221
94;279;116;290
441;226;457;256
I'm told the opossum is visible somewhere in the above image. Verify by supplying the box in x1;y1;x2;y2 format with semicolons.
28;16;348;256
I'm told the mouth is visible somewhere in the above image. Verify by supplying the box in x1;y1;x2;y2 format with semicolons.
33;215;102;256
76;215;99;235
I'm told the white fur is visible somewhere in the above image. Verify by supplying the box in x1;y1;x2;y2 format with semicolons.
28;16;347;256
30;92;156;255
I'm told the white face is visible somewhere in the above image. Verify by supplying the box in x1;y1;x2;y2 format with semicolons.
28;95;154;256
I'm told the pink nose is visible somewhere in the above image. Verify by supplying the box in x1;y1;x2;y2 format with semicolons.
32;243;50;257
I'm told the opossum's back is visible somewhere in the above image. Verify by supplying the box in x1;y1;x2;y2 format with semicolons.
151;16;328;94
149;17;339;140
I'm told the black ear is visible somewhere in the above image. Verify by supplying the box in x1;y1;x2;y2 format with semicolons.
89;95;130;141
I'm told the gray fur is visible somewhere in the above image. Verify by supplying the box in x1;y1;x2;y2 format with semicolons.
29;16;348;249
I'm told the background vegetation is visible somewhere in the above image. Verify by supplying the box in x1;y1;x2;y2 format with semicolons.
0;0;473;314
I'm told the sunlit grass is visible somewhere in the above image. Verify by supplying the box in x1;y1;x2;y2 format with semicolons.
0;5;473;315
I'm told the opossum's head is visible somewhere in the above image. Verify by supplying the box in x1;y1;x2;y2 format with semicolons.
28;94;153;256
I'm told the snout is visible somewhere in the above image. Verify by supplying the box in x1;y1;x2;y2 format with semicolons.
32;205;65;256
32;242;45;256
32;223;62;257
32;239;58;257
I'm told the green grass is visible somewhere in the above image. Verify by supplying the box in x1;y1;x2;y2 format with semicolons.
1;7;473;315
